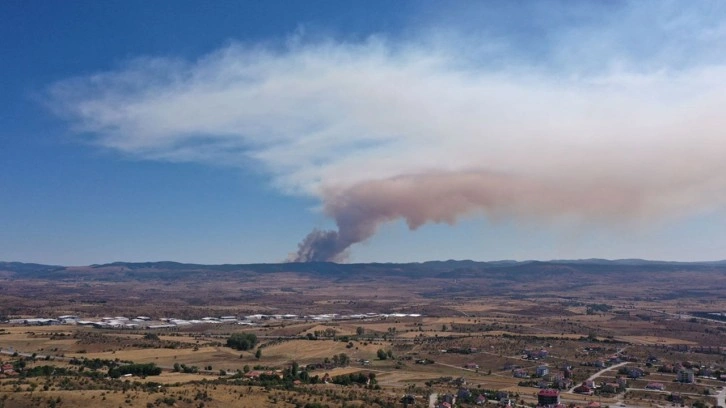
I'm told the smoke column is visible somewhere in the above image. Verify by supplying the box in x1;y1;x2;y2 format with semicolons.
43;5;726;262
290;169;676;262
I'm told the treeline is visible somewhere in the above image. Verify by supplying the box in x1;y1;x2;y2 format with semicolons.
330;372;375;386
108;363;161;378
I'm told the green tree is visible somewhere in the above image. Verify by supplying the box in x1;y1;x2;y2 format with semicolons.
226;333;258;351
377;349;388;360
255;349;262;359
356;326;364;336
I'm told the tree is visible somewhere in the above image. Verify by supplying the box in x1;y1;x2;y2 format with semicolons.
226;333;258;351
255;349;262;359
377;349;388;360
356;327;365;336
338;353;350;366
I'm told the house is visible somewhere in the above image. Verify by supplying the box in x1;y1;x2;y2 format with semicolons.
476;395;488;405
536;365;550;377
646;382;665;391
513;368;529;378
563;367;573;379
525;349;549;360
495;391;509;401
458;388;472;400
627;367;644;379
453;377;467;386
0;364;17;377
537;389;560;406
244;370;262;379
553;376;572;390
573;383;593;395
464;362;479;369
601;382;620;393
698;367;713;378
440;394;456;406
677;369;694;383
587;402;601;408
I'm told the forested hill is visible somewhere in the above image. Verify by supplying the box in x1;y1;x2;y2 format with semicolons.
2;258;726;281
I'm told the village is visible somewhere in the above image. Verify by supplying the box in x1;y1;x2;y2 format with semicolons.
0;301;725;408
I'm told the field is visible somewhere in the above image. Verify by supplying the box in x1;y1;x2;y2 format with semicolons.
0;260;725;407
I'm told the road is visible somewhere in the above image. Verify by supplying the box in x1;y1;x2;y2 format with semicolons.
716;386;725;408
568;361;629;393
429;392;438;408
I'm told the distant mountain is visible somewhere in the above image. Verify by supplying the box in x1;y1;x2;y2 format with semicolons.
2;258;726;281
0;261;63;274
3;258;726;302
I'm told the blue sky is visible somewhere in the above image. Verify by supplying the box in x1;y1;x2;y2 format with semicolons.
3;1;726;265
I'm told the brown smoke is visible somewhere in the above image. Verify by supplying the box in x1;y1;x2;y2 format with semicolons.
290;169;655;262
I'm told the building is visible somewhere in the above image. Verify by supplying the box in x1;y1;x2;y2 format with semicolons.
513;368;529;378
677;369;694;383
646;382;665;391
536;365;549;377
537;389;560;406
573;383;593;395
627;367;644;379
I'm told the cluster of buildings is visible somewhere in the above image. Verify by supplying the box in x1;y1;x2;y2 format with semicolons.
510;361;574;390
0;363;18;378
3;311;423;330
429;387;488;408
573;377;628;395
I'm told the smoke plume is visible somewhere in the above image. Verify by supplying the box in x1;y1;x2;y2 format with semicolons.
45;3;726;262
291;168;719;262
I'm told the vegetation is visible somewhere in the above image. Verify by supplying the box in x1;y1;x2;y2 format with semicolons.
227;332;258;351
108;363;162;378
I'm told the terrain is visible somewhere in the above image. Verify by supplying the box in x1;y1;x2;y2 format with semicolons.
0;259;725;408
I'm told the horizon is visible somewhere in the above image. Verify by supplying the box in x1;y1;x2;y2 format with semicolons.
3;2;726;264
4;256;726;268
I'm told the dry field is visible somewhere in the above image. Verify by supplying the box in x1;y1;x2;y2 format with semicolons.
1;261;726;407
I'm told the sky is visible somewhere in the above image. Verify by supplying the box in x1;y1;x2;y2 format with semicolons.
3;1;726;265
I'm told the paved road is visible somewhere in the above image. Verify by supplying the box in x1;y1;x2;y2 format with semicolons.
568;361;629;393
